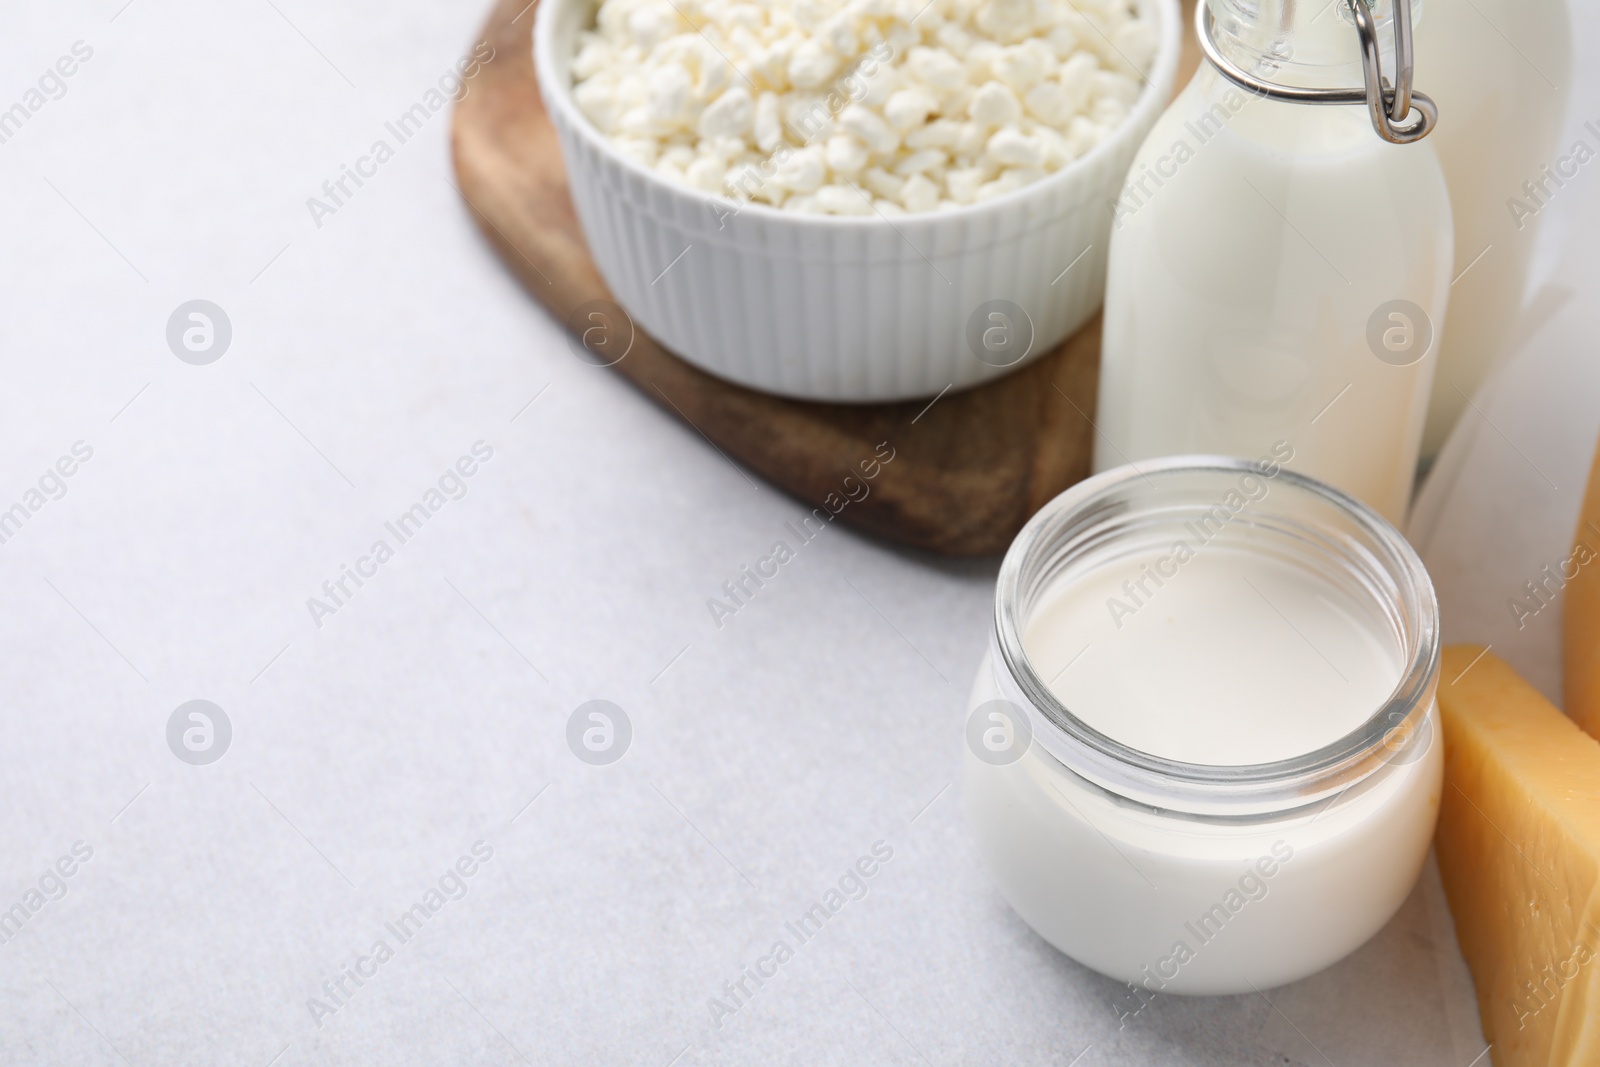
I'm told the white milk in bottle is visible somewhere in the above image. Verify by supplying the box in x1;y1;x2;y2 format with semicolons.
1095;0;1453;526
1415;0;1572;456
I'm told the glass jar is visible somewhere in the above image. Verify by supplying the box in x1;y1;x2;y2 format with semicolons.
1094;0;1454;526
962;457;1442;996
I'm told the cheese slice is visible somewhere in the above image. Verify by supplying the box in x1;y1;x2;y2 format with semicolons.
1564;443;1600;739
1436;646;1600;1067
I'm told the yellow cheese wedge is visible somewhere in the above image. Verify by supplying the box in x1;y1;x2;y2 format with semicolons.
1564;445;1600;739
1436;645;1600;1067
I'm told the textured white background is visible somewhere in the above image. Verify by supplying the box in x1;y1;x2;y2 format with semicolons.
0;1;1596;1064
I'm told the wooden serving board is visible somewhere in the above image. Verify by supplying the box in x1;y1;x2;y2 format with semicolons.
451;0;1199;556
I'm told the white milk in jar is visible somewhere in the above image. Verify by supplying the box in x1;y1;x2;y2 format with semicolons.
963;459;1442;995
1094;0;1453;525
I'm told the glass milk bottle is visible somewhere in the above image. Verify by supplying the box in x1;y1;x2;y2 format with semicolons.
1094;0;1453;526
1415;0;1572;457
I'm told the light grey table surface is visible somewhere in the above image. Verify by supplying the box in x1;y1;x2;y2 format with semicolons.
1;1;1597;1064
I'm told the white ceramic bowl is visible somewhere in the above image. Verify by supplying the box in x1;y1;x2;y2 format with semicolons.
535;0;1181;402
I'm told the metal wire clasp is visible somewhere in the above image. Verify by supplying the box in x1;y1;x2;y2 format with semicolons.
1197;0;1438;144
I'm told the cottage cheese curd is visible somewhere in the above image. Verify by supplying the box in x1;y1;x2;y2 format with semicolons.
568;0;1158;213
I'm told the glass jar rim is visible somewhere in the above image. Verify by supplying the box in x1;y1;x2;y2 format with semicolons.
991;456;1440;817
